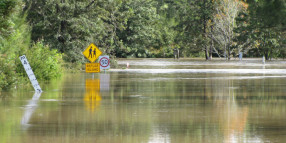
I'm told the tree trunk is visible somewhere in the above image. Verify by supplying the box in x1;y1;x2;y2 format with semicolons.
269;48;272;60
265;51;269;60
209;25;214;60
205;46;209;60
177;49;180;59
227;46;231;60
203;0;209;60
209;45;213;60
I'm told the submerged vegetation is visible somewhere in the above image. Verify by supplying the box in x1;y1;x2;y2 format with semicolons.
0;0;285;91
0;0;63;91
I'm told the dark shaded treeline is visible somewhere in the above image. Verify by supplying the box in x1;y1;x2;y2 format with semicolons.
24;0;286;61
0;0;285;90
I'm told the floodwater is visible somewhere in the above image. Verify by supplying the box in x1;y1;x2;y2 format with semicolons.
1;58;286;143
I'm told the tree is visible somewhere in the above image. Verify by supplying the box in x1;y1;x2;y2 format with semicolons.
212;0;245;60
175;0;215;59
25;0;165;60
0;0;63;91
117;0;163;58
235;0;286;60
24;0;107;62
152;0;178;58
0;0;16;41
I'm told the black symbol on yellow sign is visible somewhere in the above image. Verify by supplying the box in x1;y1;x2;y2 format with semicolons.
83;43;102;63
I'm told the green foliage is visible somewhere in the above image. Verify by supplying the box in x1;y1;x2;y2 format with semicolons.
0;0;17;40
2;0;284;65
24;0;100;62
118;0;163;58
63;61;83;73
25;0;172;59
0;0;63;91
235;0;286;60
16;42;63;80
0;0;28;91
173;0;215;59
0;58;17;91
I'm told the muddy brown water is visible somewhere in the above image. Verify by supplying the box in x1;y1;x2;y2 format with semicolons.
1;59;286;143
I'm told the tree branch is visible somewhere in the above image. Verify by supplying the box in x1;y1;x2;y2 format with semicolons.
86;0;95;9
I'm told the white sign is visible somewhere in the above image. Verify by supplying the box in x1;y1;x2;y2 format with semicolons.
99;55;110;70
19;55;42;93
239;52;243;61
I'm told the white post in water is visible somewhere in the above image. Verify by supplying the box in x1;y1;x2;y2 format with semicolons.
19;55;42;93
239;52;243;61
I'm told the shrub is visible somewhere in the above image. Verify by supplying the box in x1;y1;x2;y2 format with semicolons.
0;58;17;91
16;41;63;81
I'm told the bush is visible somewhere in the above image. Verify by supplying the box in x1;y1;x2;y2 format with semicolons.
16;42;63;80
0;58;17;91
0;41;64;91
0;0;64;92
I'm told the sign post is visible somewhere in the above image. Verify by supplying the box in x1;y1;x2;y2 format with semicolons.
19;55;42;93
239;52;243;61
83;43;102;73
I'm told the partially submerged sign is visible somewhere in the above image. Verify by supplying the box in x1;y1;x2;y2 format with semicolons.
83;43;102;63
99;55;110;70
85;63;100;73
19;55;42;93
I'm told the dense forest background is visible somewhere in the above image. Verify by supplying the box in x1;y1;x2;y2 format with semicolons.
0;0;285;90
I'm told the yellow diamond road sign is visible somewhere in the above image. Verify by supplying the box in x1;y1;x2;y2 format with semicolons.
83;43;102;63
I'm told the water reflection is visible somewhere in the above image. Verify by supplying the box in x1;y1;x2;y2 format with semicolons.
2;59;286;142
21;92;42;130
148;128;170;143
84;79;101;112
208;75;251;142
214;86;249;142
100;74;110;92
83;73;110;112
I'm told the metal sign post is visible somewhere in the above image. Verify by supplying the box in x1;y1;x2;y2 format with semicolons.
19;55;42;93
239;52;243;61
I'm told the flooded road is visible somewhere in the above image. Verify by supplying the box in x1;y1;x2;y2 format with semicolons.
1;59;286;143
